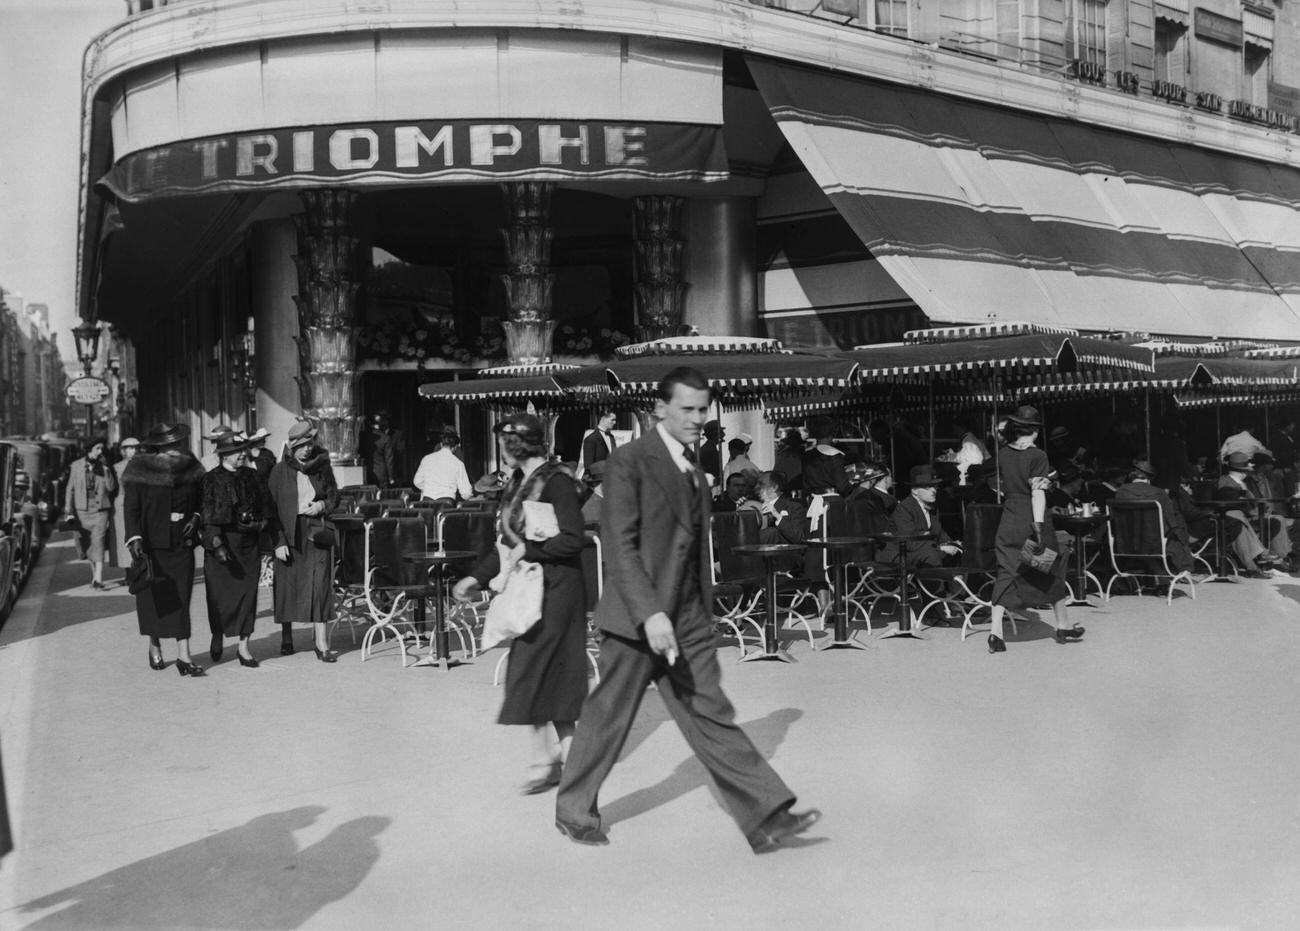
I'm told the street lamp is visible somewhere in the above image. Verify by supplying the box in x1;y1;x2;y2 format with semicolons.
71;321;102;441
72;321;102;376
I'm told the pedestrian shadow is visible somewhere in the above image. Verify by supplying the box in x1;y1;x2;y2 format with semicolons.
1274;584;1300;607
600;708;803;827
13;806;389;930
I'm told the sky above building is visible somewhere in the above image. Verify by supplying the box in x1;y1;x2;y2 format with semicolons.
0;1;122;342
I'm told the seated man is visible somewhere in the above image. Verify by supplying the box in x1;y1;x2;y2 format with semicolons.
1216;451;1288;574
1114;460;1193;573
753;471;809;545
713;472;757;514
879;465;961;568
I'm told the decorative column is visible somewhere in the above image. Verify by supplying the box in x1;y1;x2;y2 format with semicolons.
292;190;362;465
499;182;557;365
632;195;688;342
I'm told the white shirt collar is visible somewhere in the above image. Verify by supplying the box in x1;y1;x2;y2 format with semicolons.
656;422;692;474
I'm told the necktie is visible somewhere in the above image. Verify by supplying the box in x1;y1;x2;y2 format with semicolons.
605;430;616;450
682;447;699;496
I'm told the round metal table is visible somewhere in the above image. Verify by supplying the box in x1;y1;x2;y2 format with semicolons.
402;550;477;669
803;537;873;651
732;543;805;663
1055;512;1108;606
866;531;936;639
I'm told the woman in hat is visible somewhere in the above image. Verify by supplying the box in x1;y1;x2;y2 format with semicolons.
112;436;141;568
268;421;340;660
452;412;587;795
123;423;207;675
65;436;119;590
201;433;281;666
246;428;276;480
987;406;1083;654
802;415;851;498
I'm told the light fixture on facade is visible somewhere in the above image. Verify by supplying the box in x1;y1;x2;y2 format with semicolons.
72;321;102;375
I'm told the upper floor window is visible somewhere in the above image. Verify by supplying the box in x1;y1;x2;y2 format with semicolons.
1065;0;1108;66
874;0;909;36
1153;17;1188;84
1244;43;1271;106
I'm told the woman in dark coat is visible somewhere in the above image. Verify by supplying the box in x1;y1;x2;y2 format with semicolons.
267;421;339;661
801;415;851;497
123;422;207;676
201;433;282;667
453;412;587;795
987;407;1083;654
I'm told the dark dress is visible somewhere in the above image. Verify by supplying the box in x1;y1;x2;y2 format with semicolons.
201;466;282;638
123;452;206;639
268;449;339;625
472;464;587;726
801;446;850;495
991;445;1070;610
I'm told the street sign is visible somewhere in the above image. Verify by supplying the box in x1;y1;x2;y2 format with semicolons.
66;376;112;405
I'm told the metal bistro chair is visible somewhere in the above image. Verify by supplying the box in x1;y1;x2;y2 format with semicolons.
358;517;436;665
709;511;766;656
341;484;380;504
438;509;498;655
898;503;1010;639
1105;499;1195;605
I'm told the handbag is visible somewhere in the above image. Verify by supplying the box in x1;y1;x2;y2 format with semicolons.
1019;538;1059;573
125;554;158;595
480;543;544;652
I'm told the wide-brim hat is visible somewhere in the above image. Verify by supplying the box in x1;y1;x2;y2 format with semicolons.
494;412;545;446
214;433;253;457
1131;459;1156;477
1224;451;1253;470
205;424;236;442
1006;405;1043;427
908;464;943;486
1251;451;1274;466
287;421;319;450
248;427;271;443
474;471;505;494
146;422;190;449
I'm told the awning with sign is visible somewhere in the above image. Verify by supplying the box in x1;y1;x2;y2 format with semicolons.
746;58;1300;341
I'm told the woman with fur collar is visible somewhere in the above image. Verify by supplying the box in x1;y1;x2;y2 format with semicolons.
267;421;340;661
123;423;207;676
201;433;283;667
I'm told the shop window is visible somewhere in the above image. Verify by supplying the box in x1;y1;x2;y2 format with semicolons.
1065;0;1108;67
1244;44;1270;106
1154;17;1188;84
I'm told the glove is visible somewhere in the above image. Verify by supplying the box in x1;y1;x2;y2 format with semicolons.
128;539;145;562
182;515;201;544
213;545;233;566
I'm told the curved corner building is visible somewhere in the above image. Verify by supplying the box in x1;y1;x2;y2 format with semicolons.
76;0;1300;476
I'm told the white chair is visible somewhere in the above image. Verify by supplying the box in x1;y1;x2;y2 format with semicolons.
1104;499;1195;605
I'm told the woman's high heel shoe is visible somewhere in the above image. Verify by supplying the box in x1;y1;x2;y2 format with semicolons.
176;660;206;677
987;634;1006;654
238;653;260;668
149;650;165;671
314;647;338;663
1054;625;1086;644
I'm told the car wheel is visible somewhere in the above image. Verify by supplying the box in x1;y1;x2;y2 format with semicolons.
0;536;15;622
11;522;30;589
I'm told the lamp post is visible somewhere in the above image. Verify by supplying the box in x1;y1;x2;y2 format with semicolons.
106;355;121;445
72;321;102;441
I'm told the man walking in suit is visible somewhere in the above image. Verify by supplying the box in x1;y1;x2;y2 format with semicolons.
555;367;820;853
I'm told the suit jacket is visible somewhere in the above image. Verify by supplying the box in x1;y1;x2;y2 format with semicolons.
1115;482;1189;545
66;456;118;514
592;429;712;641
880;494;950;565
580;430;615;474
758;495;809;545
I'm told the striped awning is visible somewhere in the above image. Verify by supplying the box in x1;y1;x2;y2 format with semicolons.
417;374;575;403
1016;354;1299;399
842;333;1154;381
749;58;1300;340
605;350;858;398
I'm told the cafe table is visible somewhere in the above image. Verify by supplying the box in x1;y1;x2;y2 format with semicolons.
866;531;936;639
803;537;873;650
402;550;476;669
1055;512;1109;607
732;543;805;663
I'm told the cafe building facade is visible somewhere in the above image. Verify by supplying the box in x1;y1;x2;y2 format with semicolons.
79;0;1300;479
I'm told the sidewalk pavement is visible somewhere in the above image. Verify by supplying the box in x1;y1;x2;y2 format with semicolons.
2;533;1300;930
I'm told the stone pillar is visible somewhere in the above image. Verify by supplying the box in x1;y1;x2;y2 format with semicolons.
683;197;757;338
251;219;302;454
632;195;688;342
292;190;362;467
500;182;557;365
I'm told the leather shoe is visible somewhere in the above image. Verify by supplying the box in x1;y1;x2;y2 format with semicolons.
280;641;295;656
747;807;821;854
1054;625;1086;644
555;819;609;846
521;762;562;796
210;636;223;662
987;634;1006;654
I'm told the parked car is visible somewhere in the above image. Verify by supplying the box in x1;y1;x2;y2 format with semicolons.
40;436;81;521
1;438;56;532
0;444;25;621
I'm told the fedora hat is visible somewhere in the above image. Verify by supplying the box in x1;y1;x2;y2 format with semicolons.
287;421;319;450
908;464;943;486
1131;459;1156;477
1224;451;1252;470
474;471;506;494
205;423;237;442
145;422;190;449
494;412;545;446
1048;425;1070;441
214;433;253;457
1006;405;1043;427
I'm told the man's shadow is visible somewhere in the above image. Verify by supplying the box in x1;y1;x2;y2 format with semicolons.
15;806;389;930
601;708;803;826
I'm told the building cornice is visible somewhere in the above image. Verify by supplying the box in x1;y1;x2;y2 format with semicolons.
76;0;1300;317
